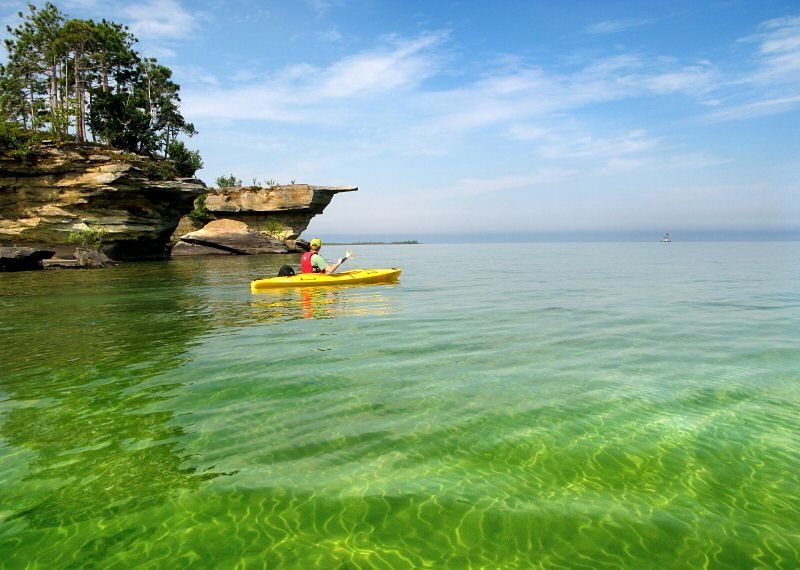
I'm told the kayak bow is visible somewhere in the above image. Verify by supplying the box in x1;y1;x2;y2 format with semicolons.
250;268;401;292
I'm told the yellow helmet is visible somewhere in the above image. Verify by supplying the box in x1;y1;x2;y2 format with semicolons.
310;238;322;249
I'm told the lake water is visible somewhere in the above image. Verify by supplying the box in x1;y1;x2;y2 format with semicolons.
1;242;799;568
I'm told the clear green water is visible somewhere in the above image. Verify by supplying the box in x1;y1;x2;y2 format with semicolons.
1;243;799;568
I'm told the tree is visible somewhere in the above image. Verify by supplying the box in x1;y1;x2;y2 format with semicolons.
1;3;64;131
0;3;201;161
139;59;196;155
167;140;203;177
58;18;95;141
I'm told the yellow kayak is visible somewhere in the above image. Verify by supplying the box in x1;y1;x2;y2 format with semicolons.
251;268;401;292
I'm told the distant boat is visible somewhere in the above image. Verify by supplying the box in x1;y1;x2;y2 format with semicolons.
661;233;671;242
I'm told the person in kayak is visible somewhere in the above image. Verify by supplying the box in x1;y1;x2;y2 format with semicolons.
300;238;349;274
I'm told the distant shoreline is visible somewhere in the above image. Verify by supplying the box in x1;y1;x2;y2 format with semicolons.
315;230;800;244
326;240;421;245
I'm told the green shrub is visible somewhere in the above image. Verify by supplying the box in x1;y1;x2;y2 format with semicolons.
67;226;108;250
188;194;214;228
0;122;44;156
216;174;241;188
140;157;178;180
261;218;288;239
167;140;203;177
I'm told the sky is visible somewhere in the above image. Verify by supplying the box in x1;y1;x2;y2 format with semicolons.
2;0;799;239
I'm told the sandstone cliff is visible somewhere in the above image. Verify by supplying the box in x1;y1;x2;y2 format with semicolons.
201;184;357;239
0;142;206;259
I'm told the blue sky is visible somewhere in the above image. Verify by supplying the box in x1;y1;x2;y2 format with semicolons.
2;0;799;238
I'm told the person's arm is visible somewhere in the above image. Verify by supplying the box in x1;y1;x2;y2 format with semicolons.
322;257;347;274
314;252;349;274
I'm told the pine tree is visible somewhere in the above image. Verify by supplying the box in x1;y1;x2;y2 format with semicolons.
0;1;201;173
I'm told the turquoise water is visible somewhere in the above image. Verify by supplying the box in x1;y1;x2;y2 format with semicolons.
1;242;799;568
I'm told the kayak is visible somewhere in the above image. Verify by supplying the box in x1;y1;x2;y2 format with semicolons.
250;268;401;292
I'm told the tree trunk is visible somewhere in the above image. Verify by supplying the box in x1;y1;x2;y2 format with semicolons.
63;60;69;135
74;57;79;141
26;76;35;129
50;56;57;131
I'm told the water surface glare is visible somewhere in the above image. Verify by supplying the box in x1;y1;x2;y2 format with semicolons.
1;243;799;568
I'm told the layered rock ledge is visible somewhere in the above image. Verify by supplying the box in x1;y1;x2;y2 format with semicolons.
0;142;206;259
201;184;357;239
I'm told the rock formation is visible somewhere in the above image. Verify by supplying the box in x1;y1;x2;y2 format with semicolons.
1;143;356;262
0;142;206;259
0;246;54;271
200;184;357;239
172;219;288;256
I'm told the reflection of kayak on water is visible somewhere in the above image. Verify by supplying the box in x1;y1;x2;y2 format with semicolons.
250;283;395;320
250;268;402;292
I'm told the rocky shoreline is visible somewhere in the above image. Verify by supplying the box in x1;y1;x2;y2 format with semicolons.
0;143;356;271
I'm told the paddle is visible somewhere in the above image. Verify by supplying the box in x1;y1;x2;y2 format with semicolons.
334;249;354;272
339;250;355;264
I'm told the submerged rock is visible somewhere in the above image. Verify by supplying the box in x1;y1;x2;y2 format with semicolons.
0;246;55;271
41;249;114;269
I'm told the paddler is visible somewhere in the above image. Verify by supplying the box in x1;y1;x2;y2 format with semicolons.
300;238;350;274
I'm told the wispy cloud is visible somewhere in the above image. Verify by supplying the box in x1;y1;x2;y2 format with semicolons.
541;130;658;160
123;0;201;40
317;27;342;42
584;18;657;35
705;15;800;121
747;15;800;83
440;169;576;196
424;55;716;136
640;61;716;95
705;93;800;121
183;13;797;168
318;33;445;97
183;32;447;120
305;0;343;18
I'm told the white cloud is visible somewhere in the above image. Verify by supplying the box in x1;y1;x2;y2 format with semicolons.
641;64;716;95
123;0;201;40
183;32;446;121
585;18;657;35
423;55;715;138
305;0;343;18
539;130;658;160
705;93;800;121
703;15;800;121
741;15;800;84
507;124;551;141
599;157;646;174
439;169;576;197
318;33;444;98
182;15;797;179
318;27;342;42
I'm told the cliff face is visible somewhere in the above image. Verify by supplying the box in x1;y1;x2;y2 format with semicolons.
202;184;357;239
0;143;206;259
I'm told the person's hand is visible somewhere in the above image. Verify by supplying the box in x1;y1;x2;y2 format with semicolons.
339;257;347;264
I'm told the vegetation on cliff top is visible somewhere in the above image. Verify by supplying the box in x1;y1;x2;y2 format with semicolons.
0;2;202;176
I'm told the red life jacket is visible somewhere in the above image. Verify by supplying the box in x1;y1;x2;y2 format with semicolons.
300;251;318;273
